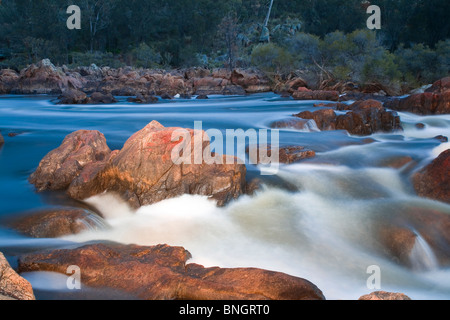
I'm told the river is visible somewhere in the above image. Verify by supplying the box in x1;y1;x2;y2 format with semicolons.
0;93;449;300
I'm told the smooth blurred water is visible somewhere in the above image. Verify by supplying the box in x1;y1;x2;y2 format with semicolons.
0;93;449;300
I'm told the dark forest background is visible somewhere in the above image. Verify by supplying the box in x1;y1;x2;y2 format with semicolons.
0;0;449;88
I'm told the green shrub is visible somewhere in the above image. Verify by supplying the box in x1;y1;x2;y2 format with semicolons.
130;43;162;68
250;43;294;74
69;51;124;68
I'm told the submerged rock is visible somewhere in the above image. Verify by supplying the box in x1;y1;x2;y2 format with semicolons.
412;150;450;204
89;92;117;104
17;243;325;300
0;252;35;300
376;206;450;268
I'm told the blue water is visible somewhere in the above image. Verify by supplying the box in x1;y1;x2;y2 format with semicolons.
0;93;449;300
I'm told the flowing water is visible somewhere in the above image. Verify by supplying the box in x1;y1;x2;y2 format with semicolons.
0;93;449;300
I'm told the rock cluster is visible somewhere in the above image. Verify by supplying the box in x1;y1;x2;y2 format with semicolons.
29;121;247;208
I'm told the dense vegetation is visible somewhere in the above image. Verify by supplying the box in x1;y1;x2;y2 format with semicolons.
0;0;449;89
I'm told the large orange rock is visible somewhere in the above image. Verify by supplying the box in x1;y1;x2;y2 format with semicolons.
29;130;112;191
17;243;325;300
30;121;247;208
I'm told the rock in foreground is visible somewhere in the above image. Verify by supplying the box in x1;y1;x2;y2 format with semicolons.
18;243;325;300
0;252;35;300
359;291;411;300
30;121;247;208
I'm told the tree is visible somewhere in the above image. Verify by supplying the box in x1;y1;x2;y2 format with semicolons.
217;13;239;71
81;0;116;52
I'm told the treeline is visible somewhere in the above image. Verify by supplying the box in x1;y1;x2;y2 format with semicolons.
0;0;449;88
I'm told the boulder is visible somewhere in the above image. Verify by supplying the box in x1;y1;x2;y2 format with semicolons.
230;69;271;93
30;121;247;208
57;89;89;104
384;81;450;115
294;100;401;135
29;130;112;191
375;206;450;268
0;132;4;147
294;109;337;131
17;243;325;300
247;145;315;164
292;90;339;101
270;118;320;132
184;67;211;80
88;92;117;104
127;93;158;104
17;59;82;94
0;69;19;94
0;252;35;300
412;150;450;204
425;77;450;93
5;208;107;238
358;291;411;300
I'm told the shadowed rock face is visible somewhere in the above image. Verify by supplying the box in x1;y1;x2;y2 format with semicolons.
17;243;325;300
412;149;450;204
29;121;247;208
0;252;35;300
